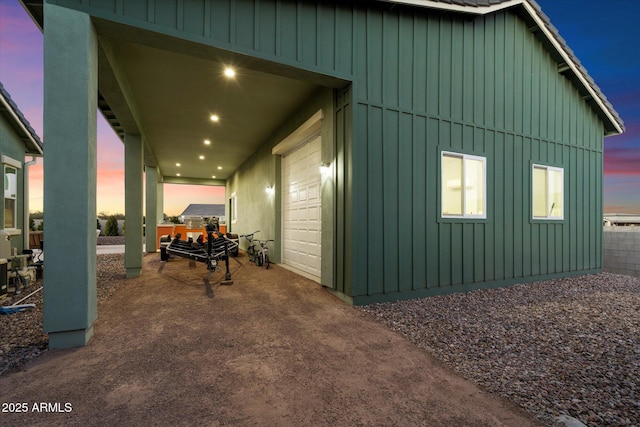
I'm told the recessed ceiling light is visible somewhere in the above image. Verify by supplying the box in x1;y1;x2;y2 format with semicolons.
210;115;219;122
224;67;236;78
199;155;205;160
204;139;211;145
176;173;181;177
176;163;181;167
217;166;222;170
212;175;216;179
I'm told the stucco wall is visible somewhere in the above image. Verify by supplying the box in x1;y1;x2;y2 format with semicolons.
226;87;335;265
603;227;640;277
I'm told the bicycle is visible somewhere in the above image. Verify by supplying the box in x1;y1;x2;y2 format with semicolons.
255;239;274;269
239;231;260;264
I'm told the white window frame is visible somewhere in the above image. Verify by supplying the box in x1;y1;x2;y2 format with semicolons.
441;151;487;219
2;156;21;234
531;164;564;221
230;192;237;224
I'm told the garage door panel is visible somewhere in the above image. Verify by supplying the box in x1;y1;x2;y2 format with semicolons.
282;136;322;280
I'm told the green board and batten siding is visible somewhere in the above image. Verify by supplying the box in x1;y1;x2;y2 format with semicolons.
352;5;604;303
48;0;605;303
355;7;603;303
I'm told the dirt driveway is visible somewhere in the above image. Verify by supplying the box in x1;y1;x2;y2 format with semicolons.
0;253;539;426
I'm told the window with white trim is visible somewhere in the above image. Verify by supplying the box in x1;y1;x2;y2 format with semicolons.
230;192;237;224
4;165;17;229
441;151;486;219
532;164;564;220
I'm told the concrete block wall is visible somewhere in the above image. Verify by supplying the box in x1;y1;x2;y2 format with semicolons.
603;227;640;277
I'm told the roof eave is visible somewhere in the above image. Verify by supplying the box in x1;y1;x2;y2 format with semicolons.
0;89;44;156
521;1;624;135
382;0;523;15
19;0;44;32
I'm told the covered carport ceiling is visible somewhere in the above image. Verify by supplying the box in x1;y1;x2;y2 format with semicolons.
87;17;349;185
105;38;319;182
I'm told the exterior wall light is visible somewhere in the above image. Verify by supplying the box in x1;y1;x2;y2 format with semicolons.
320;162;331;176
265;185;275;195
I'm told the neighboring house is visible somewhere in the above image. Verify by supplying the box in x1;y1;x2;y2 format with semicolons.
21;0;624;348
179;204;226;223
604;214;640;227
0;82;43;257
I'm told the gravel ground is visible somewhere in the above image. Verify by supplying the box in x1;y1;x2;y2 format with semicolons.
0;254;126;376
359;273;640;427
97;236;126;245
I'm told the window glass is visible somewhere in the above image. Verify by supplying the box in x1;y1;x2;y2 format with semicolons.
4;166;17;228
533;166;547;218
549;169;563;218
465;158;484;216
4;199;15;229
441;152;486;219
231;192;237;224
442;154;463;216
532;164;563;220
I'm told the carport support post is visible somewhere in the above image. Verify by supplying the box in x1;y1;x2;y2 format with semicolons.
145;165;158;252
157;181;164;225
42;4;98;349
125;134;143;277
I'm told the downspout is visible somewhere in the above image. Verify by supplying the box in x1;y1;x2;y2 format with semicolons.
23;156;37;251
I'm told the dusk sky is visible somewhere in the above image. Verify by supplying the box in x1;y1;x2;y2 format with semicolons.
0;0;638;215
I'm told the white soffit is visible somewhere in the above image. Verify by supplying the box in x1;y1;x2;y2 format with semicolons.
382;0;523;15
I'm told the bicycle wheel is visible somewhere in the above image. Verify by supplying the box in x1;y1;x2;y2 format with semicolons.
256;252;263;267
247;245;255;263
264;253;270;269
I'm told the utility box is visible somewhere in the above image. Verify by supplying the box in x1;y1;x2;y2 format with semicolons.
0;230;11;259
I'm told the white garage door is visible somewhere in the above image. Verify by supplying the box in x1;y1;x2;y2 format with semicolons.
282;135;322;280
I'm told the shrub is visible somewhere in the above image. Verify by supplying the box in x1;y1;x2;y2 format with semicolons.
105;215;119;236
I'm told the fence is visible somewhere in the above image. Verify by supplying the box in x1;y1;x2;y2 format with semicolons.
603;227;640;277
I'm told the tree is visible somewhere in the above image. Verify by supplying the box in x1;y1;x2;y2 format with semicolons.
29;211;44;220
105;215;119;236
29;216;36;231
36;220;44;231
97;218;102;235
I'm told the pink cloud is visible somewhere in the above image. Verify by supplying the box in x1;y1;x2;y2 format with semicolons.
604;203;640;214
604;146;640;176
